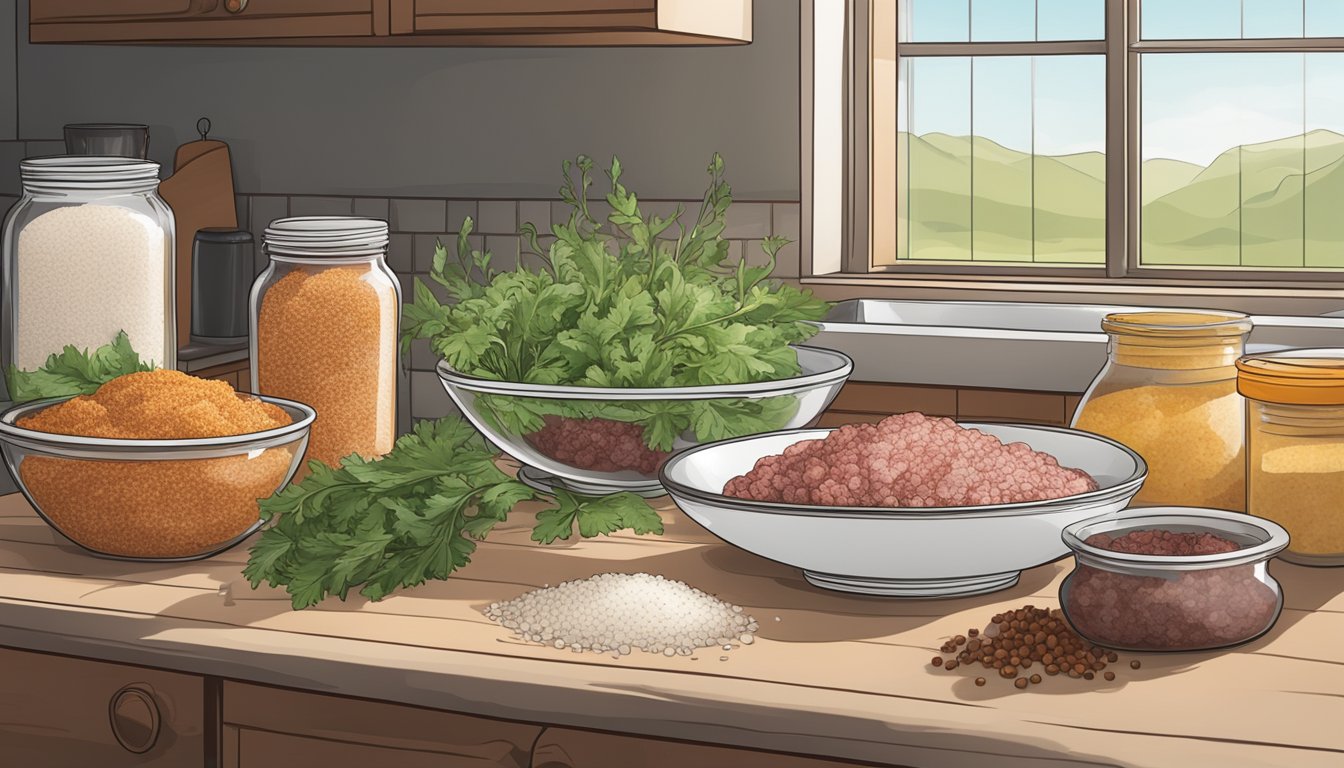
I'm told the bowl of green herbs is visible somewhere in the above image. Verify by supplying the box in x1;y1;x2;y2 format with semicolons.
404;155;850;497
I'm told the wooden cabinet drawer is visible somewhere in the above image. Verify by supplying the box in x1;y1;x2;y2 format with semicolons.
31;0;380;43
222;682;540;768
0;647;205;768
531;728;892;768
411;1;653;33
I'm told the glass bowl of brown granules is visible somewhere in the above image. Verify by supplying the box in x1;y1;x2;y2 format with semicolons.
0;370;314;561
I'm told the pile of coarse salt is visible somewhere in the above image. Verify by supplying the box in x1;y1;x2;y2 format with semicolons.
484;572;758;658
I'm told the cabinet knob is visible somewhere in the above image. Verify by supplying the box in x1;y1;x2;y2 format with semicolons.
224;0;248;13
108;685;161;754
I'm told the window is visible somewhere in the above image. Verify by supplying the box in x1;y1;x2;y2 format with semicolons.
805;0;1344;290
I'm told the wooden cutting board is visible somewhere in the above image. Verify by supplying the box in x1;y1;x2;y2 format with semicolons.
158;132;239;346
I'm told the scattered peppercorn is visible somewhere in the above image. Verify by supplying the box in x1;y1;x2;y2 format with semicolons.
1131;660;1141;669
931;656;943;667
1104;671;1115;681
928;604;1127;690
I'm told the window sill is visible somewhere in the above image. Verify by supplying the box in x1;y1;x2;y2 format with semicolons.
798;274;1344;316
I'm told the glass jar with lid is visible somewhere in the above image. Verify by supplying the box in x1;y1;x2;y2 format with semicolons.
1;156;176;392
250;216;400;468
1238;348;1344;565
1070;311;1251;511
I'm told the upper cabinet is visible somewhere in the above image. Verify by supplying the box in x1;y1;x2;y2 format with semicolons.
29;0;753;46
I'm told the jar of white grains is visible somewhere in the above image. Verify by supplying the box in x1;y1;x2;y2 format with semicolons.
1;156;176;389
251;216;400;469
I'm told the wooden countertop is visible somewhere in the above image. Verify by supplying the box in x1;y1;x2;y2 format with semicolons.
0;484;1342;768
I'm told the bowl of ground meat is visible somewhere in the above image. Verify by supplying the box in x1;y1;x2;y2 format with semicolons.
0;370;314;562
659;412;1147;598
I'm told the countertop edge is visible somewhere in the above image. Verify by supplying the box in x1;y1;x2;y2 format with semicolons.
0;595;1210;768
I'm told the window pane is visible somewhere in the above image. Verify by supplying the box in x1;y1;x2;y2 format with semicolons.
1035;56;1107;263
1037;0;1105;40
1141;0;1241;39
1307;0;1344;36
893;55;1105;266
1140;53;1309;268
971;0;1035;42
905;0;969;42
1305;54;1344;267
973;57;1033;260
905;57;973;260
1244;0;1305;38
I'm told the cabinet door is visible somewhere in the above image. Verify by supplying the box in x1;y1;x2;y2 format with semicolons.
31;0;382;43
0;647;205;768
531;728;892;768
223;681;541;768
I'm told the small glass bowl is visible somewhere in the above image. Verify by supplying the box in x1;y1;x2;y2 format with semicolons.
1060;507;1290;652
0;394;314;562
437;345;853;497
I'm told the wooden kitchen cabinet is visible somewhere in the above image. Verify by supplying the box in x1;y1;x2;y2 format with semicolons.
531;728;891;768
0;647;205;768
31;0;751;46
221;681;542;768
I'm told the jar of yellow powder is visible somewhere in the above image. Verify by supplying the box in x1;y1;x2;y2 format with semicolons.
1238;349;1344;565
1071;311;1251;512
250;217;400;468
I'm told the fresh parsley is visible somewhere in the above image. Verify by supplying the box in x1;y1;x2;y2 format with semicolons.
6;331;156;404
244;416;663;610
400;154;832;450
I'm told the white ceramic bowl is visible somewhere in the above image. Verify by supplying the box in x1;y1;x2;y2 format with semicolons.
659;423;1147;598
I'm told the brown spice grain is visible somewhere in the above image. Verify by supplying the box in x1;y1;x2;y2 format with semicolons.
15;370;298;559
1071;382;1244;511
18;370;289;438
256;265;397;467
21;449;294;558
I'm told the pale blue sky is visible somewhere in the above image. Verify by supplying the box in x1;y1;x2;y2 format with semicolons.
900;1;1344;166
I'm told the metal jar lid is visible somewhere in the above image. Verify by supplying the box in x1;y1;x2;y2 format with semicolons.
262;216;389;259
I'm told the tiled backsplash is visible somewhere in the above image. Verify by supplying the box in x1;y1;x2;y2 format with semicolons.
233;192;803;425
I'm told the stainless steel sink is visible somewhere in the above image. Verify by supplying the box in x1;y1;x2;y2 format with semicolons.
811;299;1344;391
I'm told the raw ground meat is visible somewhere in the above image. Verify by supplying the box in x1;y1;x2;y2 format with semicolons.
722;412;1098;507
526;415;671;475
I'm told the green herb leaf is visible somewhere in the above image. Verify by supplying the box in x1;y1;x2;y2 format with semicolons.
6;331;156;404
530;489;664;543
244;417;536;610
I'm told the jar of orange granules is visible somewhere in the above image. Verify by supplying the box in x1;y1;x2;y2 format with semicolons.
250;217;400;468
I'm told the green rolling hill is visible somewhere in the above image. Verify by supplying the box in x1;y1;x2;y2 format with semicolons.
892;129;1344;269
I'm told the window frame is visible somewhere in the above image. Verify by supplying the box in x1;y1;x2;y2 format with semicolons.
801;0;1344;304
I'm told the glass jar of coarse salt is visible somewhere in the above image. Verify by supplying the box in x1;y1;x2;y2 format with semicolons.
1;157;176;389
251;216;400;469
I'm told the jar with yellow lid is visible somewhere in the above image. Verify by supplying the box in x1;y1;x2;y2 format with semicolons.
1238;348;1344;565
1071;311;1250;511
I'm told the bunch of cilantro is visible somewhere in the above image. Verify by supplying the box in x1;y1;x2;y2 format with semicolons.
244;417;662;610
401;154;833;455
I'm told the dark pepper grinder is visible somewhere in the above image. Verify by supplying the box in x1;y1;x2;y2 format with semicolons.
191;228;254;345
